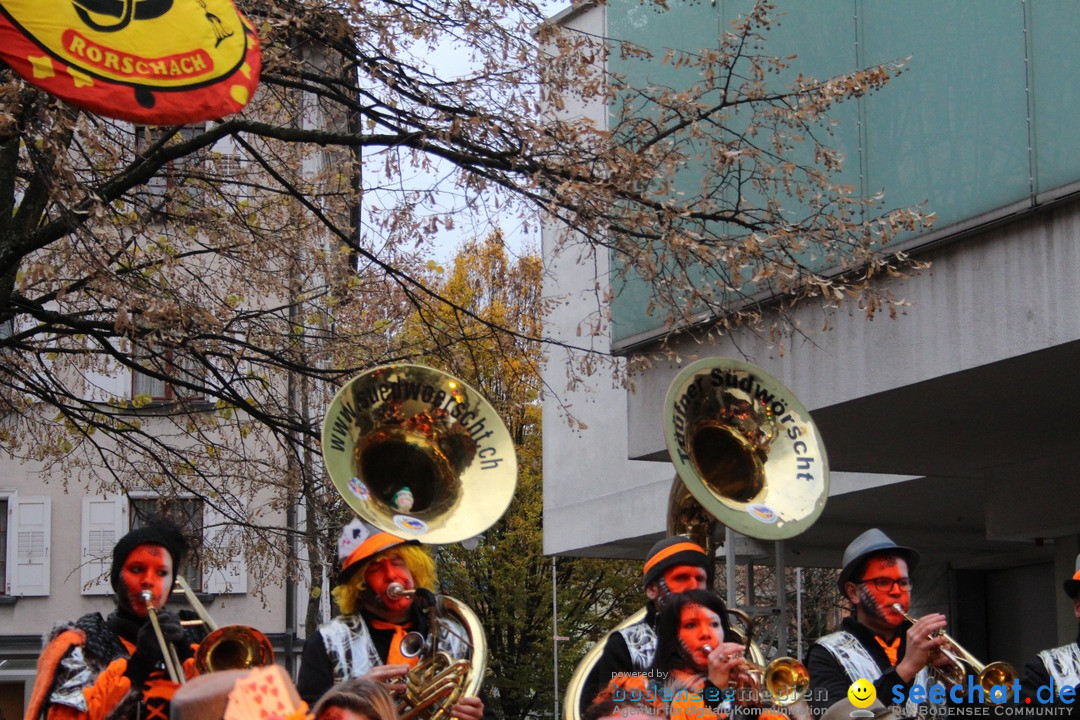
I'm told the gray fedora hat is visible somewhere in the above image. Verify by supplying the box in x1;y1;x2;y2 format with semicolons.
837;528;919;592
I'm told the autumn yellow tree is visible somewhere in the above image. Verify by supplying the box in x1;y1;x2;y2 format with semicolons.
368;233;639;720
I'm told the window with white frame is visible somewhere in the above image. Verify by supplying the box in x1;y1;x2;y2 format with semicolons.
212;152;253;201
80;494;246;596
131;346;206;402
2;492;51;597
130;496;204;592
135;124;205;201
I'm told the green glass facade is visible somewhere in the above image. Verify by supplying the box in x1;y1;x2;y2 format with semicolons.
607;0;1080;347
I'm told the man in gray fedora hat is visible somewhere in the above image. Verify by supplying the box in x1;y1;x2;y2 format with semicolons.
1018;552;1080;712
805;528;948;718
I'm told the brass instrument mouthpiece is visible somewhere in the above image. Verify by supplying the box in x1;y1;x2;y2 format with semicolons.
386;582;416;600
141;590;154;603
703;644;713;653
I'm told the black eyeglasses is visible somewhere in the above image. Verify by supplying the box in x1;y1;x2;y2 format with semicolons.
860;577;912;591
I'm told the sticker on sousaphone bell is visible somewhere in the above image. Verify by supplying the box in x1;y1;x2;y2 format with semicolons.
349;476;370;501
394;515;428;535
746;504;778;523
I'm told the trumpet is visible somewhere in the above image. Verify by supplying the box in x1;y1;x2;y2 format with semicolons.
707;645;810;708
892;604;1017;701
140;575;275;683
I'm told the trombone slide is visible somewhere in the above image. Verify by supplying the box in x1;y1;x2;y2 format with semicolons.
141;590;184;684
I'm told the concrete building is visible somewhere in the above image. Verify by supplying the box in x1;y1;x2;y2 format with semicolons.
542;0;1080;669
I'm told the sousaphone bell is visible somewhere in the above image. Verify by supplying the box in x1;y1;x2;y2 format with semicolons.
663;357;829;541
322;364;517;720
322;363;517;544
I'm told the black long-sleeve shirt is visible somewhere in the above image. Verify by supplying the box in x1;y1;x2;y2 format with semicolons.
579;605;658;714
805;617;916;714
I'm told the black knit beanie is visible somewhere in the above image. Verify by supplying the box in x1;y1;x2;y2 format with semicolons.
642;535;709;589
109;518;189;593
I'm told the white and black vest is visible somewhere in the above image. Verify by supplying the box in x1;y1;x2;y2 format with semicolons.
817;630;933;719
1037;643;1080;695
317;612;470;683
618;621;659;671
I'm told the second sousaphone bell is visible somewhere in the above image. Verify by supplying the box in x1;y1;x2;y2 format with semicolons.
663;357;829;541
562;358;829;720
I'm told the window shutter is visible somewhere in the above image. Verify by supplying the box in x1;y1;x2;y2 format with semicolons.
81;496;127;595
10;496;50;596
202;506;247;594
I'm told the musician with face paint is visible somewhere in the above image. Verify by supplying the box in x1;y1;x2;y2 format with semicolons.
804;528;948;719
654;590;750;713
24;519;202;720
599;590;778;720
296;520;487;720
579;536;712;714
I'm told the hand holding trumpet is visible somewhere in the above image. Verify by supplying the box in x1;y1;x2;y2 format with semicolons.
705;642;754;693
891;604;950;683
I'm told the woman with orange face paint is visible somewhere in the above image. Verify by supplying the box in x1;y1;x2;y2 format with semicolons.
580;536;713;715
655;590;753;720
599;590;755;720
24;519;204;720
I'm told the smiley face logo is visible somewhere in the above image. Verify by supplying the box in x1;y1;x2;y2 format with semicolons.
848;678;876;708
